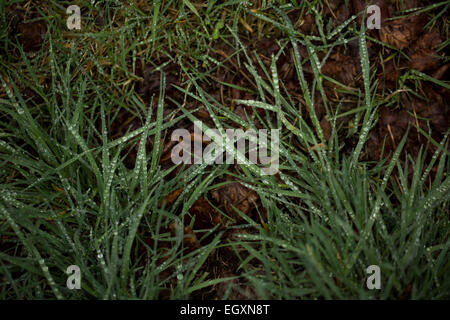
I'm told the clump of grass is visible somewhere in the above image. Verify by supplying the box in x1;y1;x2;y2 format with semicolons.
0;0;449;299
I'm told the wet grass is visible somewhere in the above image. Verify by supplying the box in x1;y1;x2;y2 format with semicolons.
0;0;449;299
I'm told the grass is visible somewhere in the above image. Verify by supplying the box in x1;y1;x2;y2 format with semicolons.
0;0;449;299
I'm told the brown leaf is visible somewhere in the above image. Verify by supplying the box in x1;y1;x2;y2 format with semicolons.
18;20;47;52
321;53;357;87
169;223;200;250
409;32;442;72
162;189;183;207
432;63;450;80
380;22;411;49
211;178;258;220
380;15;425;50
299;13;314;34
188;197;222;229
320;118;332;141
136;57;181;103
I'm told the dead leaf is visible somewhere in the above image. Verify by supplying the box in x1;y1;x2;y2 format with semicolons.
18;20;47;52
211;178;258;220
410;32;442;72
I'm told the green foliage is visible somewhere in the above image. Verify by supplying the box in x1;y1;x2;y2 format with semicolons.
0;0;448;299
